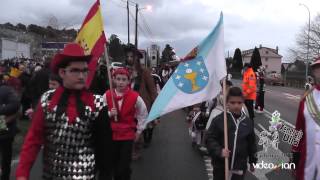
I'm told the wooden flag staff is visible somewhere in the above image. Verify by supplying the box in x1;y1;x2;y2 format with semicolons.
223;77;229;180
104;45;118;122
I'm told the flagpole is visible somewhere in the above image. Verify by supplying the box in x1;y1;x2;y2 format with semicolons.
104;45;118;122
223;77;229;180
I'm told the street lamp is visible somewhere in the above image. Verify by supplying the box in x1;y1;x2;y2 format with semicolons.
299;3;311;82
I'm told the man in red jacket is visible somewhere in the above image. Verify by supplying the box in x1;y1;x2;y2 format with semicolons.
103;68;148;180
16;43;112;180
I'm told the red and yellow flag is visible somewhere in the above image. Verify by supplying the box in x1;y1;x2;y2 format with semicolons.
75;0;107;87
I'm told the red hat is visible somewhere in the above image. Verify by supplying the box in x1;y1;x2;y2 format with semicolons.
311;56;320;68
50;43;92;73
112;68;130;78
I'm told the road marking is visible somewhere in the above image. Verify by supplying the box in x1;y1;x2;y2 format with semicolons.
203;155;213;180
258;123;268;132
265;89;273;93
264;109;295;128
254;127;260;135
282;93;300;101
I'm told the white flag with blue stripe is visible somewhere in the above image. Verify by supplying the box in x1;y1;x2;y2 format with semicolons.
147;13;226;122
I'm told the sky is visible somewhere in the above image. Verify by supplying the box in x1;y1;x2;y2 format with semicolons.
1;0;320;61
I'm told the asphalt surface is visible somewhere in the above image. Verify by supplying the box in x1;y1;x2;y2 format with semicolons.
8;80;303;180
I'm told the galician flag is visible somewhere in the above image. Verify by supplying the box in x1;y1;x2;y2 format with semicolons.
147;13;226;121
75;0;107;88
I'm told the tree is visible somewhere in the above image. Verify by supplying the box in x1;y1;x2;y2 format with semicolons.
293;60;307;72
250;47;262;72
281;64;286;75
232;48;243;72
108;34;125;62
289;14;320;63
16;23;27;31
161;44;175;63
3;22;15;30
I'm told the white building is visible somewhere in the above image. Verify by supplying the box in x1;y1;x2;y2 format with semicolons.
149;44;160;68
0;38;30;59
242;45;282;73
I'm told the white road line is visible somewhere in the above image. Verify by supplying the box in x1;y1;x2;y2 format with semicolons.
254;128;260;136
203;155;213;180
265;89;272;93
258;123;268;132
283;93;300;99
264;109;295;128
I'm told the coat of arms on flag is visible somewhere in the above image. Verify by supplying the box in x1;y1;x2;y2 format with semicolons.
147;13;226;122
172;55;209;94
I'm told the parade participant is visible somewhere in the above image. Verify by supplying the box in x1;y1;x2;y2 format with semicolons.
161;64;171;83
304;75;314;91
255;67;265;113
16;43;112;180
242;63;257;120
206;80;235;130
89;60;110;95
104;68;148;180
19;64;32;121
124;44;157;159
25;74;62;119
151;67;164;93
189;103;208;150
29;58;51;108
292;57;320;180
48;73;62;90
0;74;20;180
206;87;257;180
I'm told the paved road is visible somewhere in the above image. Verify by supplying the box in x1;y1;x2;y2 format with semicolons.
8;81;302;180
10;110;209;180
132;110;208;180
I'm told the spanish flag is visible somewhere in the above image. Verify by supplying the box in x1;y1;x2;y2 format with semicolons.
75;0;107;87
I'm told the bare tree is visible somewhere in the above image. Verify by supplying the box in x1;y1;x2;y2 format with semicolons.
289;13;320;63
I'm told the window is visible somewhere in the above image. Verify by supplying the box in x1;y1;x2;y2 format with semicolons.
265;57;268;62
266;51;269;54
152;56;156;60
265;65;268;69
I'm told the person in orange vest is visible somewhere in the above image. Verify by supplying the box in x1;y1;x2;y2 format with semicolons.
242;63;257;120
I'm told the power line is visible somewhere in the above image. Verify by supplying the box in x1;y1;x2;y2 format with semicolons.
139;12;154;39
109;0;127;8
128;10;155;43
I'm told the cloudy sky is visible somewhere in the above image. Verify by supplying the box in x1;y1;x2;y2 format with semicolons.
1;0;320;61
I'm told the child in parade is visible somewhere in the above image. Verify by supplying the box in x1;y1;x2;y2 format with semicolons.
206;87;257;180
103;68;148;180
189;103;208;151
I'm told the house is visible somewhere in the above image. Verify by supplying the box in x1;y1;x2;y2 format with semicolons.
242;45;283;73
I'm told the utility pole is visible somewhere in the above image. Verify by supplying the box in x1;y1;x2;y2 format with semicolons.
127;0;130;44
135;3;138;48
